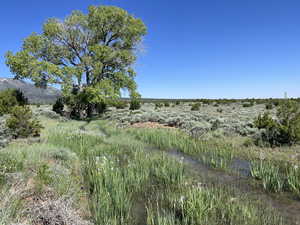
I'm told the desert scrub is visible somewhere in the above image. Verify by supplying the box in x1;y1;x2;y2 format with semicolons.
6;106;43;138
191;103;200;111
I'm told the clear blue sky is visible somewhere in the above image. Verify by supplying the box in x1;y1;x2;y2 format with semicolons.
1;0;300;99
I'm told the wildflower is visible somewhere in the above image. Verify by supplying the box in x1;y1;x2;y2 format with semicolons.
179;195;186;204
294;165;299;170
259;152;266;160
229;197;238;203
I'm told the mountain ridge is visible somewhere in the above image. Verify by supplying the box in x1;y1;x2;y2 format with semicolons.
0;78;61;104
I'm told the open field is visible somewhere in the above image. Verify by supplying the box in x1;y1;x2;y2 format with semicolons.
1;103;300;225
1;1;300;224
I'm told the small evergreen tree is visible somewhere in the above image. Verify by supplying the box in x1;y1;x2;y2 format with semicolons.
6;106;43;138
129;98;141;110
0;89;28;116
254;100;300;146
52;97;64;115
191;103;200;111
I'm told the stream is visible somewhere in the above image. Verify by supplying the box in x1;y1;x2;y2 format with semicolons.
145;146;300;225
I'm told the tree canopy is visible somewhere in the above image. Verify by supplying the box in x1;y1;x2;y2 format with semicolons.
6;5;147;107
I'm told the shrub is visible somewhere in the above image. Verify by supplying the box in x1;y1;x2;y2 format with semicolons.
52;97;64;115
129;98;141;110
0;89;28;116
112;100;128;109
254;100;300;146
175;101;180;105
0;152;23;185
242;102;254;107
191;103;200;111
6;106;43;138
217;108;223;113
243;138;255;147
155;102;163;109
164;102;170;107
265;103;273;110
254;112;276;129
36;163;53;185
273;100;280;107
14;89;28;105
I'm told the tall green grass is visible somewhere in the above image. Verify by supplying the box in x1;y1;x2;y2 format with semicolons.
83;138;185;224
251;159;300;197
11;118;286;224
147;186;284;225
45;120;286;225
128;128;233;169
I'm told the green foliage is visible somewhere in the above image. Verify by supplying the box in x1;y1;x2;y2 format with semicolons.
155;102;163;109
52;97;64;115
6;106;43;138
13;89;28;106
191;103;200;111
0;152;23;185
242;102;254;107
129;98;141;110
273;100;281;107
254;100;300;146
36;163;53;185
112;100;128;109
0;89;28;116
254;112;276;129
6;5;147;117
164;102;170;107
175;101;180;105
34;163;53;194
265;103;273;110
217;108;223;113
251;160;285;192
96;102;107;114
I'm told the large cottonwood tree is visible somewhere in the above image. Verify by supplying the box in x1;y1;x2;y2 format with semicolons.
6;5;146;116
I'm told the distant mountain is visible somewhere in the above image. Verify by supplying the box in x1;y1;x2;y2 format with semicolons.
0;78;61;104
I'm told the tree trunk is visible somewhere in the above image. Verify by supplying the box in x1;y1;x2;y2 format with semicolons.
87;103;94;118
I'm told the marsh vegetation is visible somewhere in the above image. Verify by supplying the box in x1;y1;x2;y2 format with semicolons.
1;100;300;224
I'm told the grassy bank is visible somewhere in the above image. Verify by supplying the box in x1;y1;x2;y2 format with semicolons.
0;117;297;224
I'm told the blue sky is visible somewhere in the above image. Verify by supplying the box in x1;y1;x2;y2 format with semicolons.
1;0;300;99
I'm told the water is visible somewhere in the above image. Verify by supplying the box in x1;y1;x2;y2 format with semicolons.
145;147;300;225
